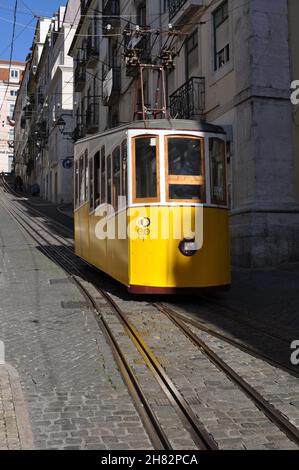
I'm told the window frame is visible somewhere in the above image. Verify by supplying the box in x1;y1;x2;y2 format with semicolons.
92;150;100;211
132;134;160;204
209;137;227;206
121;140;128;202
100;146;106;205
106;153;112;206
78;155;85;206
84;150;88;202
213;0;229;71
89;156;94;212
75;161;79;208
164;135;205;204
112;146;121;211
11;69;18;79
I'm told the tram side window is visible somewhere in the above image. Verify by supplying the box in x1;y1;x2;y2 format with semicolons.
100;146;105;204
75;162;79;207
94;151;100;208
107;154;112;205
209;138;227;205
121;140;128;204
79;156;85;205
84;151;88;202
89;158;94;211
134;136;158;201
112;147;121;211
166;137;205;202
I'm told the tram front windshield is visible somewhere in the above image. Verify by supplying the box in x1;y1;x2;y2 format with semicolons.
167;137;204;201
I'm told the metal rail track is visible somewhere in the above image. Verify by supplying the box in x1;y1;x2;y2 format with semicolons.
2;177;294;345
2;179;299;448
154;303;299;447
1;177;74;238
196;294;295;345
0;186;217;450
2;177;299;346
156;304;299;379
0;188;170;450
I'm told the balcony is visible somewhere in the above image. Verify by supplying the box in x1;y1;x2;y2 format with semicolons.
169;0;204;25
74;61;86;92
169;77;205;120
102;67;121;106
85;102;100;134
86;37;99;68
102;0;120;33
73;123;86;141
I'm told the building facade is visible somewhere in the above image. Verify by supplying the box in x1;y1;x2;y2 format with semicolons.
14;2;78;204
14;18;52;188
0;60;25;173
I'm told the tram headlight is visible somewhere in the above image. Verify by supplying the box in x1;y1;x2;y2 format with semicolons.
178;237;197;257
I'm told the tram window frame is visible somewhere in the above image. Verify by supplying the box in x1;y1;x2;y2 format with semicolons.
75;161;79;208
89;157;94;211
79;155;85;205
112;146;121;211
100;146;106;204
165;135;205;203
94;151;100;210
209;137;227;206
106;154;112;206
132;135;160;203
84;150;88;202
121;140;128;205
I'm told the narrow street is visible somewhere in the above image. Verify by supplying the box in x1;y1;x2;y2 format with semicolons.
0;181;298;450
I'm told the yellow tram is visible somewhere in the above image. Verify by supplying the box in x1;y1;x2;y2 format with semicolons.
74;120;230;293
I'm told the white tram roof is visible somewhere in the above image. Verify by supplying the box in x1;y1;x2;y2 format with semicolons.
75;119;226;145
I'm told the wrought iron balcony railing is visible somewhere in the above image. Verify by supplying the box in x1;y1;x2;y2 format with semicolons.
85;101;100;133
169;77;205;120
74;61;86;92
169;0;204;23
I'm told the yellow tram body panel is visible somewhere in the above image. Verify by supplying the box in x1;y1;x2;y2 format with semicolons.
128;206;230;290
75;205;129;286
75;204;230;291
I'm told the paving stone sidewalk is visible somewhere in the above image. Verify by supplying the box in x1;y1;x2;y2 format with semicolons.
0;364;33;450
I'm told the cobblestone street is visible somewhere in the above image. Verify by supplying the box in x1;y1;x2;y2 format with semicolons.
0;188;299;451
0;202;152;450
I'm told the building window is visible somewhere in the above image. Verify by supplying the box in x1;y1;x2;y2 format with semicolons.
209;138;227;205
137;2;146;26
9;104;15;118
10;69;18;79
10;90;18;97
186;29;198;77
213;1;229;71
